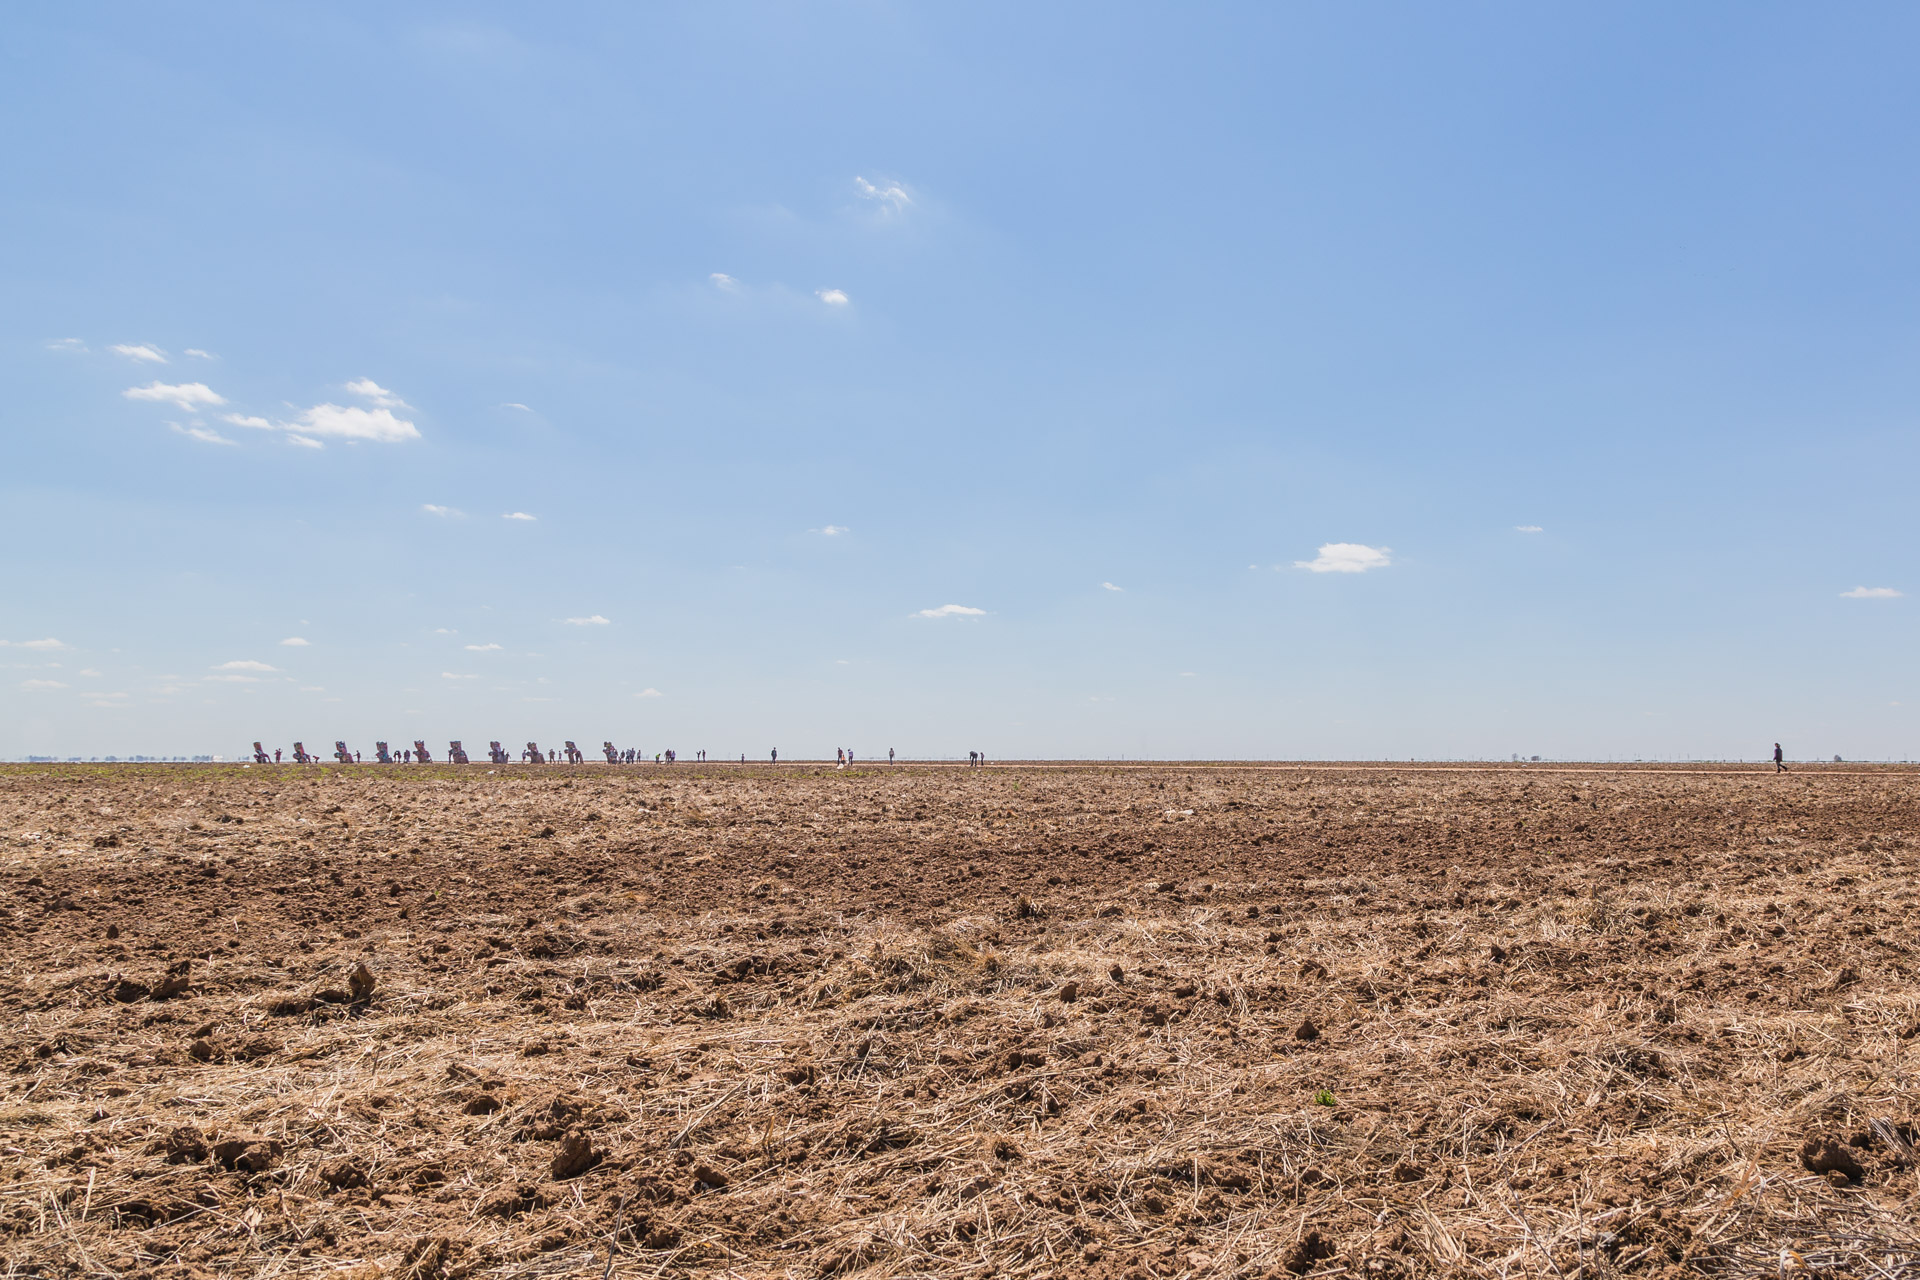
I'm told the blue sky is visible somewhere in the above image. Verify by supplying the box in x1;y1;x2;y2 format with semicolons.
5;3;1918;761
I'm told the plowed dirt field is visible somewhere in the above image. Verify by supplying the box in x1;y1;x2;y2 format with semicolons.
3;762;1918;1278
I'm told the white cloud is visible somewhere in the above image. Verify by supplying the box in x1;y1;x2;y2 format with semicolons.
1840;586;1902;599
1294;543;1392;574
1101;581;1123;592
710;272;741;292
204;673;265;683
433;628;457;635
562;615;611;626
915;604;986;619
111;343;168;364
2;638;66;650
168;423;235;446
464;642;503;651
816;289;850;306
280;637;309;646
47;338;87;352
212;659;278;672
422;504;462;517
287;434;324;449
185;348;213;359
815;525;850;536
345;378;411;410
77;668;102;677
223;414;273;430
290;403;418;442
123;381;226;411
636;687;663;698
502;511;537;521
1515;525;1543;533
853;175;911;211
20;678;67;691
298;685;325;693
441;672;477;679
1179;671;1197;677
501;403;531;412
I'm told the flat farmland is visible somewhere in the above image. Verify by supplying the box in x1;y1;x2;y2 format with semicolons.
3;762;1918;1279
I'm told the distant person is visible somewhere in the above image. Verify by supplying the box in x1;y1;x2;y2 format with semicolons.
889;747;895;765
771;748;777;764
968;750;976;768
274;748;282;763
354;751;361;763
1774;742;1788;773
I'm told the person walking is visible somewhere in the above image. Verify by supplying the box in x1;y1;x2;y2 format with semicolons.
1774;742;1788;773
770;748;778;764
889;747;895;765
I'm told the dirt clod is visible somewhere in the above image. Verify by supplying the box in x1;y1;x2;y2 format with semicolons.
1801;1134;1864;1183
152;958;192;1000
549;1130;600;1179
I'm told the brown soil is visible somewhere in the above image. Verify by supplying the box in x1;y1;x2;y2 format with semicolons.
3;761;1919;1277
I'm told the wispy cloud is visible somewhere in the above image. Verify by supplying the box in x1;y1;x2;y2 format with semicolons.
212;388;419;446
124;381;226;411
2;638;66;650
1294;543;1392;574
288;403;418;442
168;422;235;446
204;674;266;683
816;288;850;306
1101;581;1123;592
20;678;67;690
441;672;477;679
502;511;537;522
78;668;102;677
212;659;278;672
111;343;168;363
422;504;462;517
185;348;213;359
464;642;503;651
915;604;986;619
710;272;741;292
853;175;911;212
562;615;610;626
47;338;87;352
1840;586;1902;599
433;628;457;635
501;403;531;412
345;378;411;410
636;687;663;698
280;637;309;646
1515;525;1543;533
813;524;850;536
